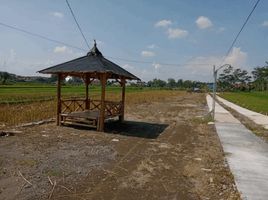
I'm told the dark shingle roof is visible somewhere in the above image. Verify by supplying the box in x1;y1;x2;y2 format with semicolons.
38;42;140;80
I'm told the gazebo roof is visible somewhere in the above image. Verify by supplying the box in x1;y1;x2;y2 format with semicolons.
38;41;140;80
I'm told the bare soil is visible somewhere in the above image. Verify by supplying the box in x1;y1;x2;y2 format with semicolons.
0;92;240;200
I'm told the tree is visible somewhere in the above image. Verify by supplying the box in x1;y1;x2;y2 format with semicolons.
252;62;268;91
49;74;58;83
233;68;251;91
67;76;83;85
218;65;235;91
167;78;176;88
0;72;11;84
177;79;183;88
183;80;193;89
147;78;167;87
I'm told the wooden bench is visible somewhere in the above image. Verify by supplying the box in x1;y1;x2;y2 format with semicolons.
60;99;123;130
61;110;100;128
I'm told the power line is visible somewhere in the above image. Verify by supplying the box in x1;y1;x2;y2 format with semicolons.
0;22;212;67
221;0;260;64
64;1;212;67
65;0;91;49
0;22;87;52
107;56;211;66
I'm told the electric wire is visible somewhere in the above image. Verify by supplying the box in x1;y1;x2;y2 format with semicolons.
0;23;213;67
65;0;91;49
221;0;261;65
0;22;87;52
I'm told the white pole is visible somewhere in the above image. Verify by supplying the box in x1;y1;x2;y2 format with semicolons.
212;65;216;120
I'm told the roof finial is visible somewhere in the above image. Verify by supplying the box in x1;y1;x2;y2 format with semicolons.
94;39;97;47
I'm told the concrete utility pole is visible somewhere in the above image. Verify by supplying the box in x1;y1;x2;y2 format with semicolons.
212;65;216;120
212;64;231;120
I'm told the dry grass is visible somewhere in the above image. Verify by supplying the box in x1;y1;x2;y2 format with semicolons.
0;90;182;127
0;101;56;127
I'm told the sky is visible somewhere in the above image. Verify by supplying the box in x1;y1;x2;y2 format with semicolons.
0;0;268;82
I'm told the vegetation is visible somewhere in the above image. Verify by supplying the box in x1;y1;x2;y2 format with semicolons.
218;65;251;91
217;62;268;114
218;62;268;92
0;84;144;104
0;90;181;127
220;92;268;114
147;78;208;89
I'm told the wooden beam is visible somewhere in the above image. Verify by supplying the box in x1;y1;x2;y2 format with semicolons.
98;73;106;132
119;77;126;122
85;74;89;110
56;74;62;126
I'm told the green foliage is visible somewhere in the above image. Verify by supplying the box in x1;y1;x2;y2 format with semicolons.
218;62;268;92
0;71;16;84
147;78;167;87
251;62;268;91
167;78;176;88
218;66;251;91
147;78;207;90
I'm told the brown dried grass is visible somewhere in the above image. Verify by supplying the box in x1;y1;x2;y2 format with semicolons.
0;90;182;127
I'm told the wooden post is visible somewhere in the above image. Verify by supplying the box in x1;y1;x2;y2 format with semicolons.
56;73;62;126
98;73;106;132
85;74;89;110
119;77;126;122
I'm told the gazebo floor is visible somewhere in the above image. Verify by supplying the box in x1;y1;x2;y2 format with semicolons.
61;110;100;128
60;110;120;129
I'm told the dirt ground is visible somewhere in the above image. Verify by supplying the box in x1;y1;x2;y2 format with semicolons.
0;92;240;200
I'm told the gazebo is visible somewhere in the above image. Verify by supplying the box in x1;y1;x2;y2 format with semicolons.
39;41;140;132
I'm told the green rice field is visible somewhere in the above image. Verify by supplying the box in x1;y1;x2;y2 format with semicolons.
0;84;144;104
220;91;268;114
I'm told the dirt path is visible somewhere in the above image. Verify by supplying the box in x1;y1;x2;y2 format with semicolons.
0;92;240;200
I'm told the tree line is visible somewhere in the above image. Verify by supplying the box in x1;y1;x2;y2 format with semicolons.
147;78;207;89
218;62;268;91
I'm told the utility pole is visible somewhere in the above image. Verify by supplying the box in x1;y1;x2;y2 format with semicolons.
211;64;231;120
212;65;216;120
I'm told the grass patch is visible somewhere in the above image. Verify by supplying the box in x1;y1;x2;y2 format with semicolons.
220;91;268;114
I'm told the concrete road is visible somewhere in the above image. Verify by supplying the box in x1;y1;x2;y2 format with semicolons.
207;95;268;200
217;95;268;129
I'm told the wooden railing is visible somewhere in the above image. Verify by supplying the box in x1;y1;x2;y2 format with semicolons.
61;98;123;117
61;98;85;113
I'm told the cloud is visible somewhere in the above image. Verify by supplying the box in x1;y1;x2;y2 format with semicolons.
167;28;188;39
141;50;155;57
184;47;248;80
147;44;157;49
152;63;161;69
196;16;213;29
51;12;64;18
53;46;73;54
224;47;247;67
155;19;172;28
218;27;226;32
262;20;268;27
